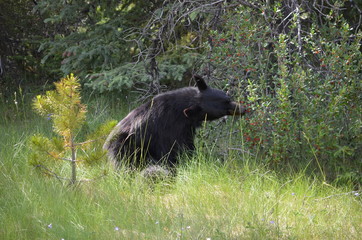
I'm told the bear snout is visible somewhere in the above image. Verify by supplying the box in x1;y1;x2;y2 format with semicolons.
228;102;246;116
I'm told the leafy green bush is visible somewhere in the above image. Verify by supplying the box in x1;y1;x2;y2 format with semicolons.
206;5;362;184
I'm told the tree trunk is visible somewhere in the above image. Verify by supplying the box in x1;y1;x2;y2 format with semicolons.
70;135;77;185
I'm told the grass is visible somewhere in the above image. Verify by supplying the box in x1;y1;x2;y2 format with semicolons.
0;93;361;240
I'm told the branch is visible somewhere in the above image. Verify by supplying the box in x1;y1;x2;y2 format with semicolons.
73;135;107;146
276;8;297;31
130;0;230;70
296;3;302;54
44;151;83;162
33;165;69;182
351;0;362;33
234;0;261;10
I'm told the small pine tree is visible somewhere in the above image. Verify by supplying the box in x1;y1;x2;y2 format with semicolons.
29;74;116;185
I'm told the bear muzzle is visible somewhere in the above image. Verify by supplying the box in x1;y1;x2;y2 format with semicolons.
228;102;247;116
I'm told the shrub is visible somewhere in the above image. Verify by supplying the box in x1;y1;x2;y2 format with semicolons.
205;4;362;184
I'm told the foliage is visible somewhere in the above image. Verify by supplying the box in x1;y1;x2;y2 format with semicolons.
205;2;362;184
29;74;116;184
0;0;59;92
2;0;361;93
34;0;204;91
85;52;202;92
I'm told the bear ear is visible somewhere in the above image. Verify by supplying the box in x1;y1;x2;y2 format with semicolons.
193;75;208;91
183;105;202;119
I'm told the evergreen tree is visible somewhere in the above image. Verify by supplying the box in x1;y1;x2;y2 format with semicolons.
29;74;116;185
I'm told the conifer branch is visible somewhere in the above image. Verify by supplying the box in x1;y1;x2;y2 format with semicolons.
33;165;69;182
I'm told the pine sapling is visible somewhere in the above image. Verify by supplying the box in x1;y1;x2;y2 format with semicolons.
29;74;116;185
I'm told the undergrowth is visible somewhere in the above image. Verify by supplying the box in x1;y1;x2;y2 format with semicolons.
0;94;361;240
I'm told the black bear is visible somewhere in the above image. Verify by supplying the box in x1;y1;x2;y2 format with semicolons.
104;76;246;168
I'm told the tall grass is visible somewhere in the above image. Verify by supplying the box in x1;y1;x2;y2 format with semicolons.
0;94;361;240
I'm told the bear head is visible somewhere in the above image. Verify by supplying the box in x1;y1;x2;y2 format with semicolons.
183;76;246;121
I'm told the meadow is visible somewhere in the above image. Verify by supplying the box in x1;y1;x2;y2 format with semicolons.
0;93;361;240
